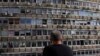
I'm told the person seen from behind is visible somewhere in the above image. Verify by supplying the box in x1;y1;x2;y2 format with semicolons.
42;30;73;56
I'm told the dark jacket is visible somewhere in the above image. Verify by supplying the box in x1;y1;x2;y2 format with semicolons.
43;44;73;56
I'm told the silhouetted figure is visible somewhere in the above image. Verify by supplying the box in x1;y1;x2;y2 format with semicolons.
42;30;73;56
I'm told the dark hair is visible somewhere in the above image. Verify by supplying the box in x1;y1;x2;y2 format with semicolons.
50;30;62;41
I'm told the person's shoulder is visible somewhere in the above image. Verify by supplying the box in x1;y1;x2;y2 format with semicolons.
44;45;53;49
59;44;69;48
62;45;70;48
64;45;71;48
61;45;72;50
66;45;72;49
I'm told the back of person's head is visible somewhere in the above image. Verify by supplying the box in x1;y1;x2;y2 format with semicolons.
50;30;62;41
